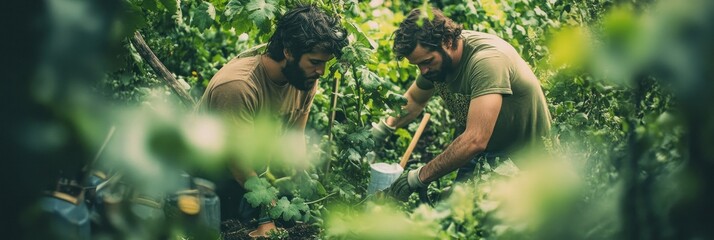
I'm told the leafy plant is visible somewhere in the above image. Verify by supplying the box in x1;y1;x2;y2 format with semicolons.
90;0;704;239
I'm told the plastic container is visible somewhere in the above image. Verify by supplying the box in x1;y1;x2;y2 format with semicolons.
367;162;404;195
84;170;108;215
194;177;221;231
40;187;90;239
164;174;221;231
130;192;166;220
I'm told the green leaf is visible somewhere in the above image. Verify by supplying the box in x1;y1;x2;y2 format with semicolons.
346;130;370;145
191;1;216;31
118;0;147;37
340;44;373;66
158;0;178;13
246;0;278;30
292;198;309;211
292;171;314;198
346;148;361;163
274;176;296;195
315;181;327;196
244;177;278;207
360;68;381;91
142;0;159;12
576;112;589;122
417;1;434;27
269;197;308;221
345;20;377;50
224;0;243;21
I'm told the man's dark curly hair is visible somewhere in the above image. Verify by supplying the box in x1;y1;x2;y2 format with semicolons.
393;8;463;59
266;5;348;61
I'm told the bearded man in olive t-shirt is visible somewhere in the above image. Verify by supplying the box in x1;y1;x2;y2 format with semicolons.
196;5;347;237
372;8;552;201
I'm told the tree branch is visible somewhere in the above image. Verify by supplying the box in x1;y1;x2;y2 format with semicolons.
130;31;196;107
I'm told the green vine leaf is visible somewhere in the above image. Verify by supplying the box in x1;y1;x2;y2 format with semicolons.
191;1;216;31
246;0;278;31
269;197;309;221
224;0;243;21
293;171;317;199
244;177;278;207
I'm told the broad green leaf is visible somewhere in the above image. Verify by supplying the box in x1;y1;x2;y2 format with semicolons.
360;68;381;91
191;2;216;31
298;178;322;199
118;0;147;37
340;44;373;65
292;198;309;212
246;0;278;30
224;0;243;21
345;20;377;50
158;0;178;13
244;177;278;207
269;197;308;221
346;130;370;145
292;171;317;198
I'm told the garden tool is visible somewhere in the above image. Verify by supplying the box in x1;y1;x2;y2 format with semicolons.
367;113;430;195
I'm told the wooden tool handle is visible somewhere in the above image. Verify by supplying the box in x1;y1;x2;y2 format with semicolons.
400;113;431;168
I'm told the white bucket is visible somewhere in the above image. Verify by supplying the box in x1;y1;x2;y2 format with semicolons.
367;162;404;195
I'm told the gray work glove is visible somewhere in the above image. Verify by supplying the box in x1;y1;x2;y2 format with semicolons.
370;119;396;144
384;166;427;202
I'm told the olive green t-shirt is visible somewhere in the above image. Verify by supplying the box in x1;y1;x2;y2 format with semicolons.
196;55;316;131
416;30;551;154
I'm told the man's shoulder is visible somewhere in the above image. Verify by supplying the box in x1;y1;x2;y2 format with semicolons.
210;55;263;86
462;30;514;54
461;31;518;71
461;30;504;42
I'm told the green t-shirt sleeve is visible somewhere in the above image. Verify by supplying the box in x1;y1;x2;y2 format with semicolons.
415;75;435;90
468;51;513;99
209;81;256;124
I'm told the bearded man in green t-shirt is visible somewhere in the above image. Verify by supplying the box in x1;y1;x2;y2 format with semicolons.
196;5;347;237
373;8;552;201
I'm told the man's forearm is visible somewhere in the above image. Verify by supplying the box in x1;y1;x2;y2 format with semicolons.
418;133;485;183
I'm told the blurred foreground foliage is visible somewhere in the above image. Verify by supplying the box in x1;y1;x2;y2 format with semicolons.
6;0;714;239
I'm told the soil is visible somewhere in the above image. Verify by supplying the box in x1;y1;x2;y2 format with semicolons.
221;219;321;240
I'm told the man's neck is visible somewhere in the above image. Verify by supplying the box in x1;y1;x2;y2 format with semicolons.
261;54;288;85
449;38;464;71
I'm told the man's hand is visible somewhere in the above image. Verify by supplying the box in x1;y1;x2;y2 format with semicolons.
371;119;396;144
384;166;427;201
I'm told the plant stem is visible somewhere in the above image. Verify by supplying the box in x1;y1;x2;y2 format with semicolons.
350;66;364;127
306;192;338;205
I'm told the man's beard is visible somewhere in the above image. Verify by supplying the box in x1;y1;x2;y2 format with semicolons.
282;59;317;91
422;47;453;83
